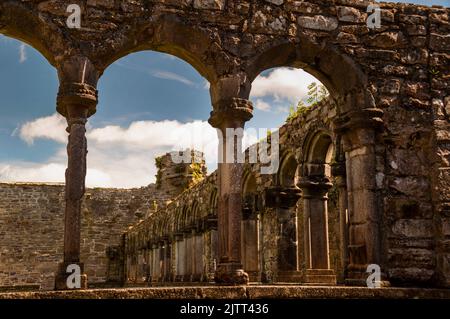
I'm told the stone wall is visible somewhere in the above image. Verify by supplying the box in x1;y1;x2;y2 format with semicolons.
120;98;345;285
0;183;170;290
118;92;450;287
0;0;449;289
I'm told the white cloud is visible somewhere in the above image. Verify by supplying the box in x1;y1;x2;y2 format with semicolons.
251;68;319;103
4;113;276;188
18;113;67;144
0;162;66;184
254;99;271;112
275;105;289;114
4;115;220;188
19;43;27;63
152;70;195;86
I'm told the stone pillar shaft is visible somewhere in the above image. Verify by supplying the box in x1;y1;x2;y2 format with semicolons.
334;107;388;285
209;97;253;285
332;159;349;279
54;82;97;290
300;179;332;269
64;118;87;263
298;177;336;285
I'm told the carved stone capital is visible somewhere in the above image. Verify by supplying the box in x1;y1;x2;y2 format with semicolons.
264;186;301;209
297;176;332;198
208;98;253;129
333;108;384;134
57;82;98;118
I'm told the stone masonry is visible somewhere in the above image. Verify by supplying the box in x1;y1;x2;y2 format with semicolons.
0;0;449;290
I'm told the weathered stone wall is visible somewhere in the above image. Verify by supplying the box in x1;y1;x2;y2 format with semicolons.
0;0;448;289
0;183;170;290
120;98;344;284
119;90;450;287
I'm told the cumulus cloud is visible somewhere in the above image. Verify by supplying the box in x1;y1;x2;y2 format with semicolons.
3;113;271;188
3;114;223;188
251;68;318;103
0;162;66;184
18;113;67;144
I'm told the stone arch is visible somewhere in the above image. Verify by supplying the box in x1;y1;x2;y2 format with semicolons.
303;129;334;179
278;152;299;188
96;15;224;83
191;200;200;226
244;38;368;108
209;188;218;216
0;2;65;66
175;206;185;233
298;128;337;285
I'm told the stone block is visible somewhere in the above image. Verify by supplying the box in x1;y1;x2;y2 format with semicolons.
337;6;366;23
392;219;434;238
430;33;450;52
298;15;338;31
193;0;225;10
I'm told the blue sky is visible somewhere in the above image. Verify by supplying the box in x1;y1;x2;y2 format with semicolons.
0;0;448;187
0;36;314;187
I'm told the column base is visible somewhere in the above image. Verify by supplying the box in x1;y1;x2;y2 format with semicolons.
304;269;337;286
345;265;390;287
55;262;88;290
276;270;303;283
214;263;249;285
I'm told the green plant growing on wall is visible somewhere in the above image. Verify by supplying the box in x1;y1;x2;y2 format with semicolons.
285;83;329;123
286;100;308;122
307;82;329;105
190;163;204;186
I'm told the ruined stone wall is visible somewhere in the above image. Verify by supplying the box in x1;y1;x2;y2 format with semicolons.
0;0;449;288
119;88;450;287
0;183;170;290
121;98;343;284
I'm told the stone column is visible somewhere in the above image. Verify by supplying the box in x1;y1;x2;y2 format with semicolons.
264;187;302;282
298;170;336;285
331;147;349;281
334;107;388;285
206;214;218;282
174;233;184;281
54;82;97;290
209;96;253;285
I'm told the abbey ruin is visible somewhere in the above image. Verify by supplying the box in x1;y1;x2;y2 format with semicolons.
0;0;449;297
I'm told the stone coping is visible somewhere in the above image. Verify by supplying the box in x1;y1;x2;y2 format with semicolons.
0;286;449;299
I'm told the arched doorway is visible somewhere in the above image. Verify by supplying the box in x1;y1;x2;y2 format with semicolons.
298;131;336;285
276;153;302;282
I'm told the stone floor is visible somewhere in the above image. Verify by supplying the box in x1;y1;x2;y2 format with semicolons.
0;286;449;299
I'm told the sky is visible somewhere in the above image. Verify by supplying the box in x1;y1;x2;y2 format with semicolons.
0;0;448;188
0;36;319;188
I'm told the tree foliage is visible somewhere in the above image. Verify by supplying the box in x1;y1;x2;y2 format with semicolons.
286;82;329;123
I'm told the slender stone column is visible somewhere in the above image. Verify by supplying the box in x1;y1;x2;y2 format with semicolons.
174;233;184;281
54;82;97;290
264;186;302;282
298;172;336;285
331;151;349;280
209;97;253;285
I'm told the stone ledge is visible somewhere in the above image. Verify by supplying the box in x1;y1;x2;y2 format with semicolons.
0;286;449;299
